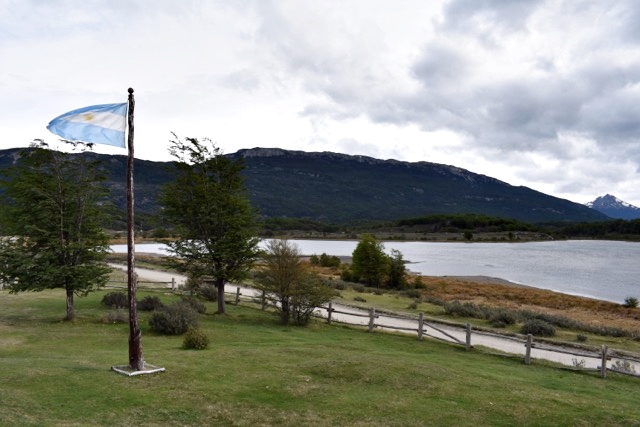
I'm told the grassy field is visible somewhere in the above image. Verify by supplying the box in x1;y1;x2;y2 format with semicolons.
2;288;640;426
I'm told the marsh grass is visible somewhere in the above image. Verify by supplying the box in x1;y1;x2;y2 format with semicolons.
3;288;640;426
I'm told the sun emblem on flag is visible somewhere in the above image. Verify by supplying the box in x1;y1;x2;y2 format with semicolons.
83;112;95;122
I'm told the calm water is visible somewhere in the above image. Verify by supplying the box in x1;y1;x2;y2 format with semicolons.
112;240;640;303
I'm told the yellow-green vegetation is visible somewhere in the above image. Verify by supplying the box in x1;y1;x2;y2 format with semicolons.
2;288;640;426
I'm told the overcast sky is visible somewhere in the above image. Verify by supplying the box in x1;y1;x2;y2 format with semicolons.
3;0;640;207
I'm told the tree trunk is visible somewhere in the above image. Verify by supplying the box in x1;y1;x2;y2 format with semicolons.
65;288;74;321
280;297;290;325
216;279;226;314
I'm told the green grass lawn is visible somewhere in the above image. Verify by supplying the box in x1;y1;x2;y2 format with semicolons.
1;289;640;427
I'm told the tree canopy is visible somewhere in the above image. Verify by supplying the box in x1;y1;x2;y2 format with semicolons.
160;135;260;314
0;141;111;320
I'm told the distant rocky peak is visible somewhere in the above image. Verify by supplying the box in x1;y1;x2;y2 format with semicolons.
586;194;640;220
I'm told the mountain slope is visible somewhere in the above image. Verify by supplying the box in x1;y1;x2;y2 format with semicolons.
586;194;640;220
0;147;608;224
231;148;607;223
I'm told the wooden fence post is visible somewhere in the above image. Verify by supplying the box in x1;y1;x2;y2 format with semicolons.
235;287;241;305
368;308;376;333
261;290;266;310
525;334;533;365
600;345;608;378
417;313;424;341
465;323;472;351
327;302;333;324
171;278;175;291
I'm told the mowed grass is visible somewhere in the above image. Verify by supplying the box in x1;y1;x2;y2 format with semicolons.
2;289;640;427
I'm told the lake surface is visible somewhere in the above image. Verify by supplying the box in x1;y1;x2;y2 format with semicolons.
112;240;640;304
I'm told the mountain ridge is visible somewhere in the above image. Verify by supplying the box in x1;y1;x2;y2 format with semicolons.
0;147;609;225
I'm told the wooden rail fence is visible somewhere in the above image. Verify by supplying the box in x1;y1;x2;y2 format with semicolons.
105;279;640;379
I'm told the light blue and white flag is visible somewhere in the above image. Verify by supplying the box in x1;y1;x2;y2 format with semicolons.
46;103;127;148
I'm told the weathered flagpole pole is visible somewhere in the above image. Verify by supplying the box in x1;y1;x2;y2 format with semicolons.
127;87;144;371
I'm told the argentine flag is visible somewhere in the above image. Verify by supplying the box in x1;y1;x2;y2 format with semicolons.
47;103;127;148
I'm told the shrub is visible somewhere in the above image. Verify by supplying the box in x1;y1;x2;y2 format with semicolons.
352;284;366;293
137;296;164;311
102;308;128;324
405;289;422;299
576;334;588;343
101;292;128;309
521;319;556;337
353;296;367;303
318;253;341;268
624;296;639;308
373;288;384;295
332;281;347;291
179;297;207;314
444;301;484;318
198;283;217;302
489;310;517;327
183;328;210;350
149;303;199;335
407;301;418;310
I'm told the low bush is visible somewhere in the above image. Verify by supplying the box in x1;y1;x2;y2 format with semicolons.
576;334;588;342
489;310;517;327
332;281;347;291
521;319;556;337
102;308;128;324
101;292;128;309
149;303;199;335
443;301;491;319
183;328;210;350
198;284;217;302
179;297;207;314
352;284;366;293
137;296;164;311
353;296;367;303
624;296;639;308
404;289;422;299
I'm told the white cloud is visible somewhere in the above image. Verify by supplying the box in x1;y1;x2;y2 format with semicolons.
2;0;640;207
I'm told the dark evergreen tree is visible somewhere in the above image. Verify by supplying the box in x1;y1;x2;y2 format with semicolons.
0;140;111;320
351;234;388;288
160;135;260;314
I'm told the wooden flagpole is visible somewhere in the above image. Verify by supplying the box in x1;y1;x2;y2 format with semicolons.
127;87;144;371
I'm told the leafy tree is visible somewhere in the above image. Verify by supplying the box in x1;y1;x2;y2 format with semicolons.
0;140;111;320
255;239;334;325
160;135;260;314
385;249;407;289
351;234;388;288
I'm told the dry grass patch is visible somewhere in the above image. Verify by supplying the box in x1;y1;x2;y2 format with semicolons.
417;276;640;333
